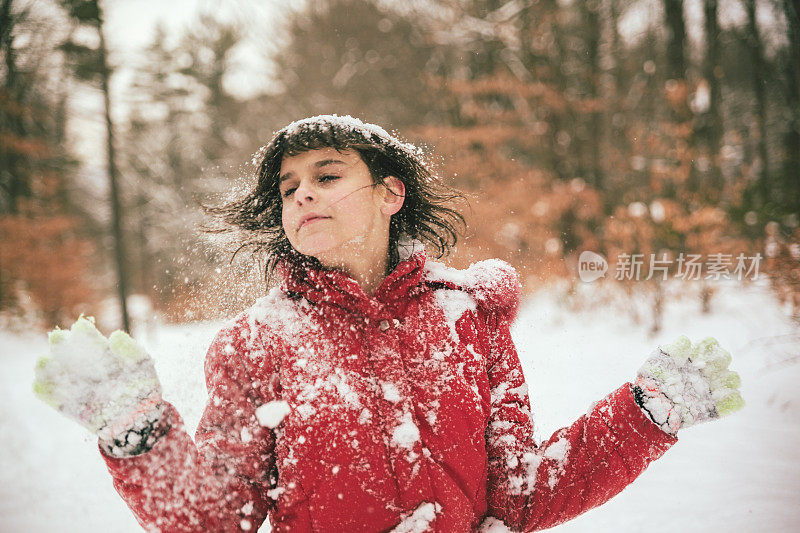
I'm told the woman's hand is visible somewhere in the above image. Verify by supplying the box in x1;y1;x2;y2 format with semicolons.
634;336;745;435
33;316;164;445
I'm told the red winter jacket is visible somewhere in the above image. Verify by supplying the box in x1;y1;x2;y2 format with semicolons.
100;245;677;532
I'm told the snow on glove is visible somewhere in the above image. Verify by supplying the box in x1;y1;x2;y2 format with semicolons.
634;335;745;434
33;316;166;450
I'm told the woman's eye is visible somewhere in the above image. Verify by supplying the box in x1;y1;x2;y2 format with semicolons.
282;187;296;198
319;175;339;183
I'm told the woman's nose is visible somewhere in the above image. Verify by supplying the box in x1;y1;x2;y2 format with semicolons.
294;181;315;204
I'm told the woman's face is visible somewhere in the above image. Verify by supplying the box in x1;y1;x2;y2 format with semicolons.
279;147;401;267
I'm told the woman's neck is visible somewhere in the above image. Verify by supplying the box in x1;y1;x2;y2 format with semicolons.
319;238;391;296
348;254;389;295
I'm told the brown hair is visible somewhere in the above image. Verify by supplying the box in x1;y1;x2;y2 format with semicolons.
205;115;465;279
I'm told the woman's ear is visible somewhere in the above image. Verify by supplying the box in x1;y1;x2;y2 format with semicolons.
380;176;405;216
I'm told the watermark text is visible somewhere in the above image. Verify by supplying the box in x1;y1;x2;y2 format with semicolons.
578;251;762;282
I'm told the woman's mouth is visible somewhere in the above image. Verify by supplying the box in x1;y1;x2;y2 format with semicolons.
298;215;331;230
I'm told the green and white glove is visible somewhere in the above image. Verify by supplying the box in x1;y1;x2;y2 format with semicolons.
33;316;167;454
634;336;745;434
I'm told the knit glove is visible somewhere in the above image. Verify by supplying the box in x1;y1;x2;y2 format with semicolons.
634;336;745;435
33;316;168;455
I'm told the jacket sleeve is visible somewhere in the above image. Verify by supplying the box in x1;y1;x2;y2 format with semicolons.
482;312;678;532
99;323;280;532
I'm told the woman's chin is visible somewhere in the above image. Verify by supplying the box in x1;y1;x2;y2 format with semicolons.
294;238;342;264
291;230;375;267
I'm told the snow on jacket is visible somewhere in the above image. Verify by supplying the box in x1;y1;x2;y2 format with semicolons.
100;243;677;532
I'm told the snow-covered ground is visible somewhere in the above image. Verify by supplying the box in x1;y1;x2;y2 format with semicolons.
1;279;798;532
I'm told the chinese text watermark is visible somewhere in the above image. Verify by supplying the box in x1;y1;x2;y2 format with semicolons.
578;250;762;283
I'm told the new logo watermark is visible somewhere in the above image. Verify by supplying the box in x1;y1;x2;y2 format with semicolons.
577;251;762;282
578;251;609;282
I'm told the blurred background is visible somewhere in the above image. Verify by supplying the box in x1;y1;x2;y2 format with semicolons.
2;2;800;531
1;0;799;333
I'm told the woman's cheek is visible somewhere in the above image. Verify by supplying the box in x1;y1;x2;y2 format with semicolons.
281;208;294;233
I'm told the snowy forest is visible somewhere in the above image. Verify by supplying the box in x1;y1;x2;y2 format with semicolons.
1;0;799;531
1;0;799;329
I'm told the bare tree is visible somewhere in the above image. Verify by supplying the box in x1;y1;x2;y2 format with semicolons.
60;0;130;331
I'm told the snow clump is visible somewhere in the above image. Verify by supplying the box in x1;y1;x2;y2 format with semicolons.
255;400;291;428
389;502;442;533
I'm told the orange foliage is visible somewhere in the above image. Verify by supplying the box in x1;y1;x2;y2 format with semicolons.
405;66;758;296
0;132;51;159
764;224;800;320
0;214;98;325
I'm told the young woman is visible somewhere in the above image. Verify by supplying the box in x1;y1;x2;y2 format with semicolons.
34;114;744;532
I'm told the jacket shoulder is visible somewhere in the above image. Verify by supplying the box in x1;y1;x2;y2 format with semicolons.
422;258;521;321
210;287;301;360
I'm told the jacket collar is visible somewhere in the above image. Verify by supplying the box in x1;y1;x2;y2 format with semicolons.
278;239;521;322
279;239;428;319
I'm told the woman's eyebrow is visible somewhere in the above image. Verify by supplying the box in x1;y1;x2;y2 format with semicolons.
315;159;346;168
279;159;347;184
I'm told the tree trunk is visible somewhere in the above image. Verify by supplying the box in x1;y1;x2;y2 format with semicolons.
746;0;771;209
585;0;604;190
1;0;26;214
546;0;568;180
651;280;664;335
782;0;800;213
690;0;724;199
703;0;722;152
664;0;691;129
664;0;686;81
96;4;130;332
